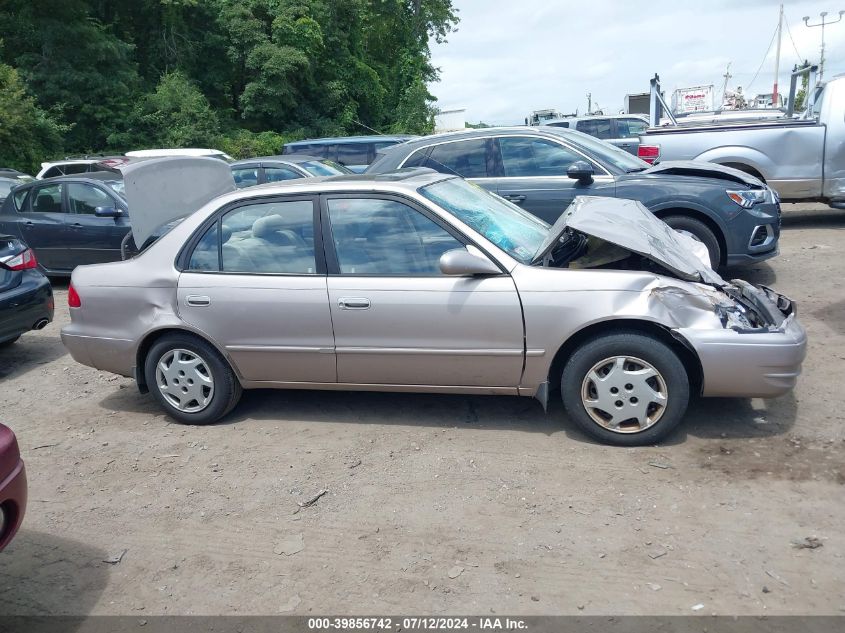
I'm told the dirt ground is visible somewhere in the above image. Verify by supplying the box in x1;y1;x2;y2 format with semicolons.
0;203;843;617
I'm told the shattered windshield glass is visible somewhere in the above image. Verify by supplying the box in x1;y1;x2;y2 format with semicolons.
419;178;549;264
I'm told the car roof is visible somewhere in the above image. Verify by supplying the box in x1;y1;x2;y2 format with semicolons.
233;167;451;192
230;155;326;166
125;148;227;158
547;114;649;124
23;171;123;186
40;158;101;167
381;126;583;149
285;135;417;146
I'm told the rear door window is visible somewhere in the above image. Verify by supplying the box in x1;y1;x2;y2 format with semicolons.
337;144;371;167
264;166;303;183
425;139;491;178
498;137;582;177
615;118;648;138
62;163;91;175
30;183;64;213
187;200;317;275
232;167;259;188
576;119;614;140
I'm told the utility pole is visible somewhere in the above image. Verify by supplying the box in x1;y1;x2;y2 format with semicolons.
772;5;783;107
721;62;732;105
804;10;845;80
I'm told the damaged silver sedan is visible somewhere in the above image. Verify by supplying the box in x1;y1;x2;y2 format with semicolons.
60;160;806;445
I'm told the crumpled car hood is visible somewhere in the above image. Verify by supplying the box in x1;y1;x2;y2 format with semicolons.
642;160;765;188
122;156;235;247
532;196;725;285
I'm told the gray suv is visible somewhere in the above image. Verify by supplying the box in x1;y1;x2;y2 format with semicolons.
367;127;781;269
545;115;649;155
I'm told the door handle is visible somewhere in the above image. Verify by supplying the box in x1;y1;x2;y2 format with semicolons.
186;295;211;307
338;297;371;310
69;223;83;229
23;221;34;227
502;194;526;203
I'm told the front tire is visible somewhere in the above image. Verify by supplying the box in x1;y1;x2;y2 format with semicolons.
561;332;689;446
662;215;721;270
144;333;242;425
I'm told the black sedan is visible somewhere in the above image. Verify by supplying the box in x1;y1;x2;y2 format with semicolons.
0;172;128;276
230;155;351;188
367;127;781;269
0;234;53;347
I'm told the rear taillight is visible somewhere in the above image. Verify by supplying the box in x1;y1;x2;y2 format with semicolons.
637;144;661;164
68;285;81;308
0;248;38;271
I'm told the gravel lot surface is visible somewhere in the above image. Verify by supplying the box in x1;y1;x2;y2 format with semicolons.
1;204;843;616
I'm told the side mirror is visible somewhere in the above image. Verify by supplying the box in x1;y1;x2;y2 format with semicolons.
567;161;594;184
439;248;501;276
94;206;122;218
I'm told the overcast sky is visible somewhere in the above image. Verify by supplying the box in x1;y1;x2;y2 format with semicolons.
429;0;845;124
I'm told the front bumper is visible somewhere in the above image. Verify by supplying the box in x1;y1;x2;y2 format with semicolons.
724;195;780;266
678;310;807;398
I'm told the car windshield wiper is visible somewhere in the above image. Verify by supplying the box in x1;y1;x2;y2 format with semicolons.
626;167;647;173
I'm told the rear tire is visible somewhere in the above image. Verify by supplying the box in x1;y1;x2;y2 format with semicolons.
144;333;242;425
662;215;721;269
561;332;689;446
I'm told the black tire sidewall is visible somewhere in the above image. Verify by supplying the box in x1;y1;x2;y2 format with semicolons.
561;332;690;446
662;215;721;269
144;334;239;425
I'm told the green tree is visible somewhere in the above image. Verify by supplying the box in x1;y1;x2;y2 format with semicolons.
0;62;65;173
0;0;140;151
109;71;220;149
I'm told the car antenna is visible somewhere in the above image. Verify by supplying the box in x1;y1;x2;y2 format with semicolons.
352;120;385;135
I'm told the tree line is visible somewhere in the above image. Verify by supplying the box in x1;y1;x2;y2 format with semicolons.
0;0;458;173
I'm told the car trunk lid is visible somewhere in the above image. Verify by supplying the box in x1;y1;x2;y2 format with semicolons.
121;157;236;248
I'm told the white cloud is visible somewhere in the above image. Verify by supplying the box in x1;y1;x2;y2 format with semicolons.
430;0;845;124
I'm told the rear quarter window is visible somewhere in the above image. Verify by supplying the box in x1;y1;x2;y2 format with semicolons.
12;187;30;211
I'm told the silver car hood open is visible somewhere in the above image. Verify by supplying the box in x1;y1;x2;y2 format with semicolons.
122;156;235;247
532;196;724;285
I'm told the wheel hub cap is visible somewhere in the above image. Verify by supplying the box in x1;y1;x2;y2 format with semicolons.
580;355;668;433
155;348;214;413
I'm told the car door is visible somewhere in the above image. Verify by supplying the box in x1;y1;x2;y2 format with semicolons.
322;194;524;388
64;182;130;266
493;135;613;224
13;182;69;271
612;118;649;155
177;197;337;384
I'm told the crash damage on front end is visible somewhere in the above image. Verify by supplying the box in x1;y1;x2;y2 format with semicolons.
533;196;807;398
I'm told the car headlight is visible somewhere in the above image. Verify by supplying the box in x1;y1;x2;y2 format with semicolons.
726;189;767;209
